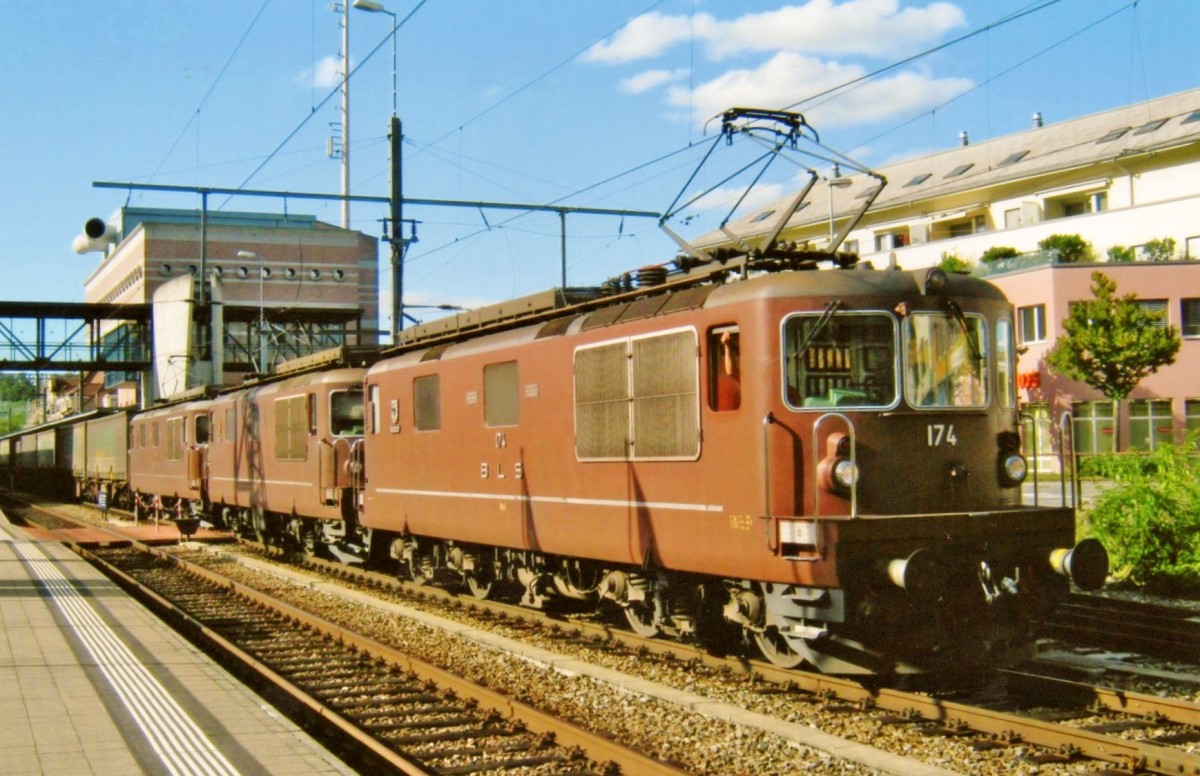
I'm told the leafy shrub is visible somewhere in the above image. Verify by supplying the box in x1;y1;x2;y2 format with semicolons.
938;251;971;273
980;245;1020;263
1107;244;1136;263
1038;233;1093;263
1084;438;1200;594
1142;237;1177;262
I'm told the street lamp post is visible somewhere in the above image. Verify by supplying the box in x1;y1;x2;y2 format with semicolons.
352;0;396;115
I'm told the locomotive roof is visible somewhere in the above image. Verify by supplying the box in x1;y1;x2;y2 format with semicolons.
0;408;124;442
367;264;1010;373
703;265;1009;309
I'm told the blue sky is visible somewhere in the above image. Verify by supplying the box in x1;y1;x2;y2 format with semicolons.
1;0;1196;329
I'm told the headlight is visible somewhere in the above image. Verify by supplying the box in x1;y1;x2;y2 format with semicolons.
1001;453;1027;485
833;458;859;489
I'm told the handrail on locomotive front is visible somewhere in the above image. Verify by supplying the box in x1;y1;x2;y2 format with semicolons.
1019;410;1079;509
1058;411;1079;509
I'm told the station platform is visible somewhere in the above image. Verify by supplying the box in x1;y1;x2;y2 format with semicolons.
0;511;355;775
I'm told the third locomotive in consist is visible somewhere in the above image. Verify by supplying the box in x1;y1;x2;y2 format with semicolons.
1;109;1106;674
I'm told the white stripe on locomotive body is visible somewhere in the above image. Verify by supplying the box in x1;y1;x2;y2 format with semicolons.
376;487;724;514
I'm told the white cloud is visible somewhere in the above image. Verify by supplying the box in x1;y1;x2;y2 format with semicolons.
620;68;688;94
668;51;972;128
298;55;344;89
704;0;965;59
584;11;696;64
586;1;965;64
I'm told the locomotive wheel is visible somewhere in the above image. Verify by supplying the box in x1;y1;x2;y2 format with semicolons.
465;572;494;600
623;600;661;638
407;555;435;586
753;629;806;669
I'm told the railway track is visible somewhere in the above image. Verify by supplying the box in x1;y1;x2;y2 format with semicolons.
2;499;687;776
12;495;1200;775
1034;593;1200;664
150;539;1200;775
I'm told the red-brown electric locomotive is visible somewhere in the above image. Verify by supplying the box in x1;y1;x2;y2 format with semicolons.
357;258;1106;673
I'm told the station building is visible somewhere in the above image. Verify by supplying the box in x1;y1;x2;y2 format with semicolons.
77;206;379;407
708;87;1200;458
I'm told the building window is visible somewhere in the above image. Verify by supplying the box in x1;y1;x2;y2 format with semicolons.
843;239;858;254
1096;127;1130;143
1129;399;1173;452
904;173;932;187
1135;299;1168;329
1017;304;1046;344
1180;299;1199;337
1186;399;1200;448
944;163;974;178
998;150;1029;166
1072;400;1115;455
1133;118;1168;135
874;230;910;251
1045;188;1107;220
1004;208;1021;229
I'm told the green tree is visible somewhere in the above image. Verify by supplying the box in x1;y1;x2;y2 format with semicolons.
980;245;1020;263
1086;438;1200;593
937;251;971;273
0;374;37;402
1142;237;1176;262
1046;271;1181;449
1107;244;1135;262
1038;233;1093;263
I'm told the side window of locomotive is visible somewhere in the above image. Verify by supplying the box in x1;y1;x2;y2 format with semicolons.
152;421;160;448
995;318;1016;409
194;414;210;445
413;375;441;431
783;313;897;409
166;418;185;461
484;361;519;427
707;326;741;412
368;384;381;434
225;407;237;442
904;313;989;408
330;387;365;435
274;395;309;461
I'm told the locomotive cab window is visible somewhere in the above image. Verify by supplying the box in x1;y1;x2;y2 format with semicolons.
996;318;1016;409
330;387;365;435
194;414;209;445
708;326;741;412
783;313;897;409
904;313;988;408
